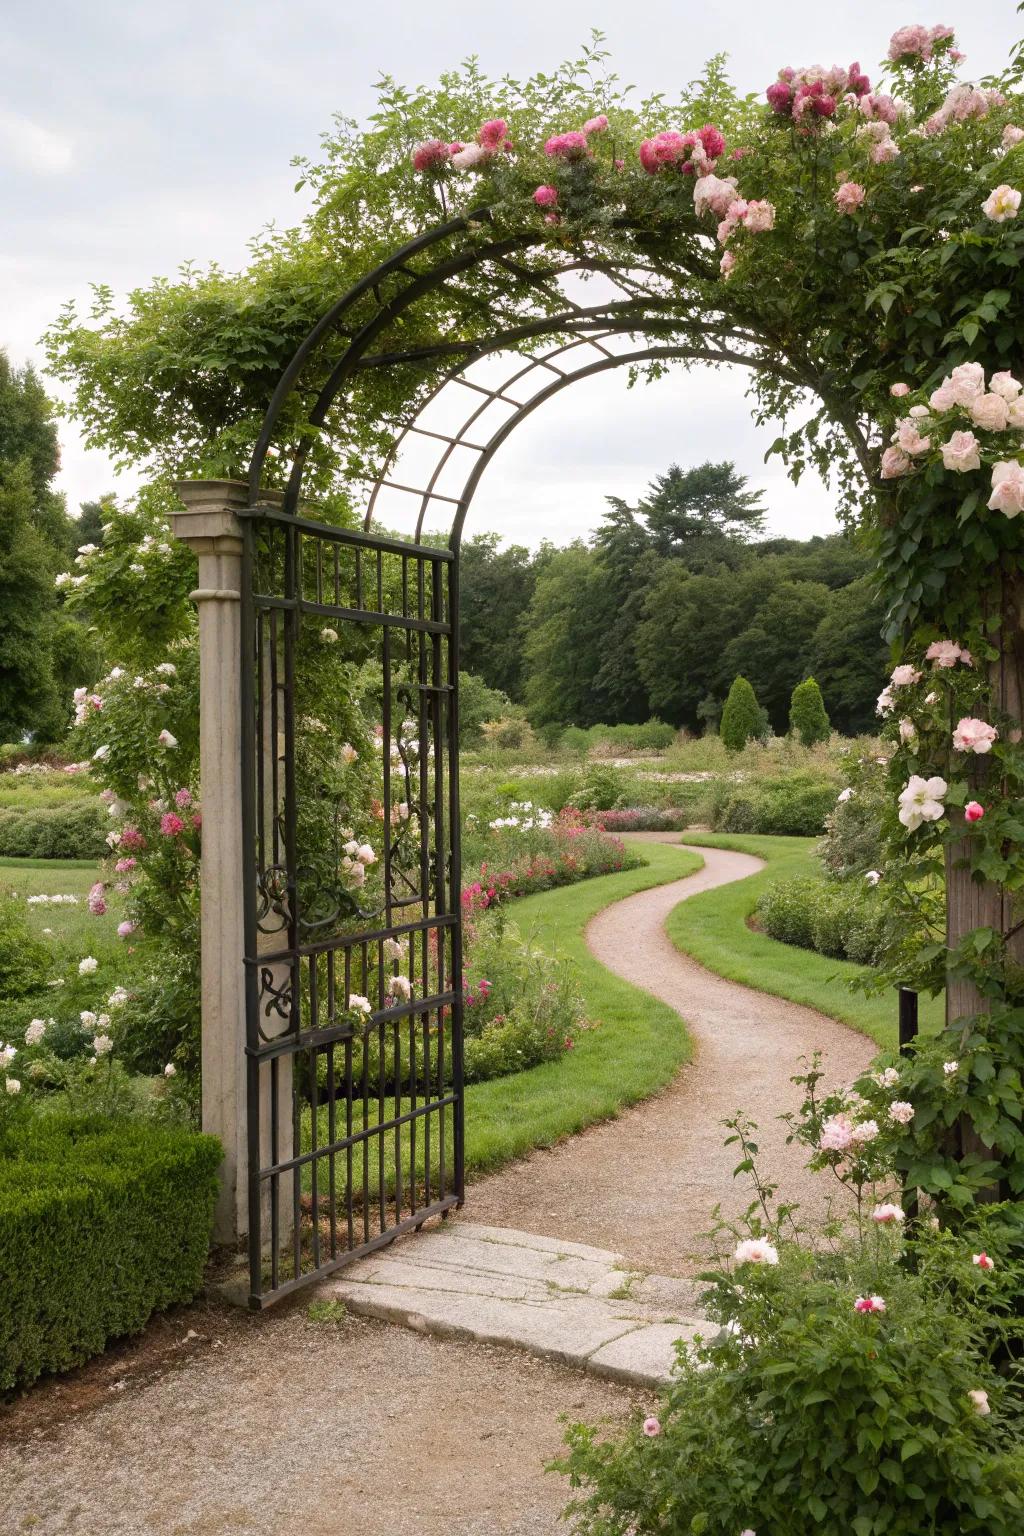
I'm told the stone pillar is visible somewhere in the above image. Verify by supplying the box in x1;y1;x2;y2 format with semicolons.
169;480;252;1245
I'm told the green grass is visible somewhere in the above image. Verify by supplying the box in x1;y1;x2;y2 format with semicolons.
0;856;122;949
667;831;944;1050
305;842;704;1196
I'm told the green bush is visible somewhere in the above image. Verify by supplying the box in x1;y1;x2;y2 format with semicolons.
719;676;764;752
0;896;52;998
789;675;831;746
757;876;894;964
0;1115;221;1390
811;888;851;958
711;773;837;836
0;802;108;859
561;1239;1024;1535
755;876;821;948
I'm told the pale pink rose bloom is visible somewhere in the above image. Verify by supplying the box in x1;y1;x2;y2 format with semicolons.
889;1100;915;1125
876;686;895;716
870;136;900;164
968;1389;991;1416
583;114;609;135
642;1416;661;1437
970;392;1010;431
733;1237;779;1266
820;1113;854;1152
693;173;739;218
890;664;921;686
948;362;986;405
990;371;1022;401
898;718;916;743
851;1118;879;1145
854;1294;887;1313
941;430;981;472
872;1203;905;1224
908;404;931;419
988;459;1024;516
953;716;998;754
982;184;1021;221
720;250;736;278
880;444;912;478
1008;399;1024;428
973;1251;995;1270
898;774;948;830
889;24;932;62
890;381;910;397
897;420;930;455
929;380;957;411
926;638;963;667
451;144;491;171
834;180;866;214
742;199;775;232
1003;125;1024;148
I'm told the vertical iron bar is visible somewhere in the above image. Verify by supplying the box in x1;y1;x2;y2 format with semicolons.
447;546;465;1204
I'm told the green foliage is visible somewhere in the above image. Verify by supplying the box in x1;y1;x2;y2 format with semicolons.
0;895;51;998
458;669;512;747
0;801;108;860
719;676;766;752
560;1236;1023;1535
753;875;820;949
461;914;588;1082
710;772;838;836
0;1115;220;1390
788;676;831;747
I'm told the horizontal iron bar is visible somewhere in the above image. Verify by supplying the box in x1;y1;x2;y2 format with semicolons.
246;990;459;1062
247;910;458;964
250;1194;460;1308
248;593;451;636
260;1093;459;1179
239;504;454;562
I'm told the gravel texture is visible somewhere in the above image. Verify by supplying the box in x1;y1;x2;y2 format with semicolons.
465;836;875;1276
0;1306;637;1536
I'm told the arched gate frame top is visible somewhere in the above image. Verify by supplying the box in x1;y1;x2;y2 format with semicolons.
245;210;812;548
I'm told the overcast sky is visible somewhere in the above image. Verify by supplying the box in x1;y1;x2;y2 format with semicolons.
3;1;1018;548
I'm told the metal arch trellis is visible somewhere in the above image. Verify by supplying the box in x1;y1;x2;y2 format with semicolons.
238;211;803;1306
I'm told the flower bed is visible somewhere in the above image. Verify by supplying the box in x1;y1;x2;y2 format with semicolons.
0;1114;220;1391
461;808;641;914
590;807;690;833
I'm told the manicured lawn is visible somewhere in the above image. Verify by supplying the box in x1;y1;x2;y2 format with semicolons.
306;842;705;1194
668;831;944;1050
0;856;122;948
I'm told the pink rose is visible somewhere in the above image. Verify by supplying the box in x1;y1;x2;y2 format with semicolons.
965;801;985;822
990;371;1022;401
970;392;1010;431
410;139;450;173
160;811;186;837
544;130;590;161
890;381;911;397
477;118;510;150
642;1416;661;1437
742;199;775;232
926;639;963;667
1009;399;1024;429
720;250;736;278
948;362;986;405
834;181;866;214
870;135;900;164
941;431;982;473
451;144;491;171
854;1294;887;1313
953;717;998;754
533;184;558;207
1003;125;1024;149
693;173;739;219
583;114;608;135
897;420;931;455
117;920;136;939
988;459;1024;516
888;25;933;63
880;444;913;478
890;663;921;686
929;381;958;412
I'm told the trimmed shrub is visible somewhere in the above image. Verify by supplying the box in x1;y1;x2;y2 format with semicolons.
711;773;837;836
789;676;831;746
811;888;850;958
719;676;764;752
0;1115;221;1390
0;802;108;859
593;807;690;832
755;877;821;948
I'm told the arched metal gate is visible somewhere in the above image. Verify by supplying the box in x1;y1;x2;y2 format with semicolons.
240;504;463;1305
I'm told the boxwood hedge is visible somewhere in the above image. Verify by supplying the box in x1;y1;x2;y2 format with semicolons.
0;802;109;860
0;1116;221;1391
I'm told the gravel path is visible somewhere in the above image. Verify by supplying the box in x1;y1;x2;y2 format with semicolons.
465;835;875;1276
0;1307;637;1536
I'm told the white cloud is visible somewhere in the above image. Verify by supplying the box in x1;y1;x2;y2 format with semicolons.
0;110;73;174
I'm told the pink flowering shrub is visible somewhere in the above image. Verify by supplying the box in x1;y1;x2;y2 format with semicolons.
461;807;640;912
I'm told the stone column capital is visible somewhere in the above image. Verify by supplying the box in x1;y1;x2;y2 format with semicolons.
169;479;251;552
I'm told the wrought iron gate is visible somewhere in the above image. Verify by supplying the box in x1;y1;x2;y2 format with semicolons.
239;504;463;1306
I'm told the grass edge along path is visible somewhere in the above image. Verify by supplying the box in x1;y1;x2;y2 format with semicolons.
461;841;704;1178
667;831;944;1052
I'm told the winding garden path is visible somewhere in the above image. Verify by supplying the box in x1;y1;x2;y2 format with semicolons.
464;834;876;1279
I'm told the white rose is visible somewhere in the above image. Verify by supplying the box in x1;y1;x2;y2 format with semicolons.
970;392;1010;431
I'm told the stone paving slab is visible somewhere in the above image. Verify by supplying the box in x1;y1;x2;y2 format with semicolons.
318;1222;707;1388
